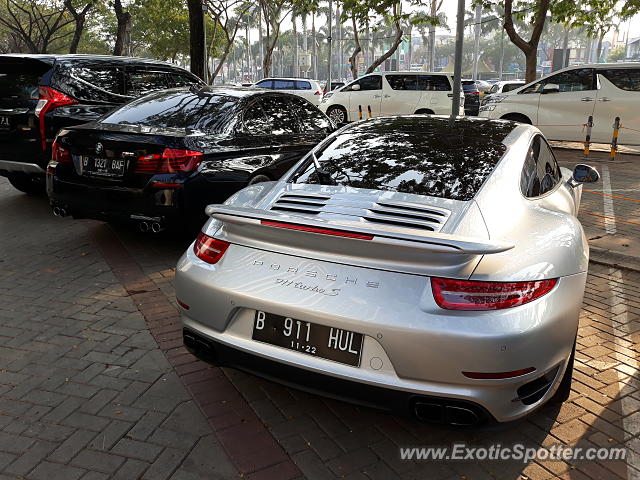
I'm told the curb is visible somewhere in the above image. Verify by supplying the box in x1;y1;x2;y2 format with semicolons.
88;223;302;480
589;247;640;274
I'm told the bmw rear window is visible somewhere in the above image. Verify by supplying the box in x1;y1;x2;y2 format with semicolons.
99;89;238;132
291;117;510;201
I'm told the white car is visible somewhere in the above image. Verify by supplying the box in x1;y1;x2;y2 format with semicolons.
254;77;324;105
319;72;464;124
482;80;525;105
479;63;640;145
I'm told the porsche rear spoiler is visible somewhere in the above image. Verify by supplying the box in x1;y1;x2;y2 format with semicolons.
205;205;513;255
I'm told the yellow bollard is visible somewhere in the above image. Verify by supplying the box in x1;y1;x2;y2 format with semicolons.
367;105;372;118
583;115;593;158
610;116;620;160
358;105;363;120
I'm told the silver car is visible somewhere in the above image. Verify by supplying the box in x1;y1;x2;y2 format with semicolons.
175;116;599;425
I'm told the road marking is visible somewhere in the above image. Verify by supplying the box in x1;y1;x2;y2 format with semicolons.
601;165;617;234
607;267;639;480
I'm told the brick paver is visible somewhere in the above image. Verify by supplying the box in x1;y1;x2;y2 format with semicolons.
1;143;639;480
0;179;237;479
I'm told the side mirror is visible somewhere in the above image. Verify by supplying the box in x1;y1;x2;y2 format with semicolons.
351;83;361;91
572;164;599;184
542;83;560;94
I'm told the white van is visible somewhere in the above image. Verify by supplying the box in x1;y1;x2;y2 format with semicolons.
319;72;464;123
254;77;324;105
479;63;640;145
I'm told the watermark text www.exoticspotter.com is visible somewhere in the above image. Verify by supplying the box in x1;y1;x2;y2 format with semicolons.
400;444;627;463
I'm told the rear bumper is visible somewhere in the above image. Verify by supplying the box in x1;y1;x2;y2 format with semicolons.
0;160;45;176
183;327;494;425
47;174;185;225
176;243;585;423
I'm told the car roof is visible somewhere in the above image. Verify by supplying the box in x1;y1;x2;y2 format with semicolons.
0;53;185;69
259;77;318;82
168;85;312;100
344;115;518;140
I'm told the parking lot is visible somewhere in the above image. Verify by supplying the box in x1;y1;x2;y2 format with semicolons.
0;146;637;480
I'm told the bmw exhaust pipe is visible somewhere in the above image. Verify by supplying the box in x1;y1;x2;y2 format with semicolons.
52;206;61;217
138;221;150;233
52;206;68;217
151;222;164;233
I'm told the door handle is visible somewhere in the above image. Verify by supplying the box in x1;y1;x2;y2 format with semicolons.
373;94;381;98
383;94;391;98
598;97;611;102
580;97;593;102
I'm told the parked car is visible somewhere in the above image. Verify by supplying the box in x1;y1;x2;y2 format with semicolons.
479;63;640;145
482;80;525;105
47;87;333;231
322;81;345;93
461;80;481;116
319;72;464;124
253;78;324;105
0;54;203;194
176;115;599;425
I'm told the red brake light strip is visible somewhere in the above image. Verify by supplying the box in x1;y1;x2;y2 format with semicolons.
260;220;373;240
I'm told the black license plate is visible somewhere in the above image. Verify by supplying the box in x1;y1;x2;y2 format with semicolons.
252;311;363;367
81;156;126;178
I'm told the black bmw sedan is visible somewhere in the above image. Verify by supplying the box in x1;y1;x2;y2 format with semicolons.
46;87;333;231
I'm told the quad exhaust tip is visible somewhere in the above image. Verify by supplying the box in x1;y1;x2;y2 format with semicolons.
413;400;482;426
52;206;68;217
138;221;164;233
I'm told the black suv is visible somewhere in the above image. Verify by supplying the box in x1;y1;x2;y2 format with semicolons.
0;54;203;194
461;80;481;116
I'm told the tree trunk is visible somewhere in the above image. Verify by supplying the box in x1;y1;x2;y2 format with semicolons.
65;0;93;54
113;0;131;56
69;16;84;53
365;18;402;74
187;0;205;80
428;0;437;70
596;32;604;62
503;0;550;83
348;15;361;80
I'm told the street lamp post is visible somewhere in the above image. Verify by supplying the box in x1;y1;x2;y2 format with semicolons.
327;0;332;88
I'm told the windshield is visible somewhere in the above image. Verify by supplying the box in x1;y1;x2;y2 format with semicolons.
100;89;238;132
290;121;508;201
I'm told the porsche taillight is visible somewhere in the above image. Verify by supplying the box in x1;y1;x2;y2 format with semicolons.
193;232;230;264
134;148;203;174
35;86;77;150
430;277;557;311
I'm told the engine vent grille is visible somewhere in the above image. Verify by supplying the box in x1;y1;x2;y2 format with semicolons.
270;193;330;215
364;201;450;232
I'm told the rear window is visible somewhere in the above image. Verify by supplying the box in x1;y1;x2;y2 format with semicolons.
291;123;507;201
0;73;39;100
70;67;123;95
99;90;238;132
462;82;477;92
295;80;312;90
601;69;640;92
125;70;171;96
273;79;295;89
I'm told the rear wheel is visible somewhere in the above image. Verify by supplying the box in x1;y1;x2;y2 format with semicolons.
327;106;348;125
248;174;272;185
501;113;532;124
7;173;45;195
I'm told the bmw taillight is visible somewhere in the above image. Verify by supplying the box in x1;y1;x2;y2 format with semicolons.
193;232;230;264
35;86;77;150
134;148;203;174
51;138;72;163
431;277;557;311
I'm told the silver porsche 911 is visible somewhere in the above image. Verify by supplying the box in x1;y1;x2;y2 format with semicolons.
175;115;599;425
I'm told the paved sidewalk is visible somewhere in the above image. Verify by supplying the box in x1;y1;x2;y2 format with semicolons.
555;148;640;269
0;179;237;480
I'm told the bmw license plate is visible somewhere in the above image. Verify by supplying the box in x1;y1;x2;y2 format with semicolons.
252;311;363;367
81;155;126;178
